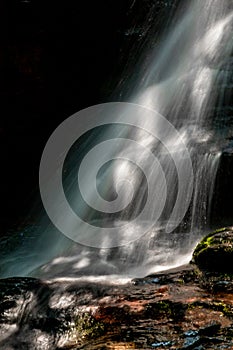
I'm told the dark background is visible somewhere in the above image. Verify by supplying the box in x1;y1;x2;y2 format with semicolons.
1;0;175;232
1;0;134;231
1;0;232;232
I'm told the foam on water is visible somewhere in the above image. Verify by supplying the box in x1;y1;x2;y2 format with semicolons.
1;0;232;281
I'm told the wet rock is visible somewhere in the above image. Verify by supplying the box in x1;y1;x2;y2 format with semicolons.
192;227;233;272
182;335;201;349
0;263;233;349
199;322;221;336
212;280;233;292
151;340;172;347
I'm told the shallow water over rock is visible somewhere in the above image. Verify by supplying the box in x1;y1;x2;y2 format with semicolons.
0;263;233;349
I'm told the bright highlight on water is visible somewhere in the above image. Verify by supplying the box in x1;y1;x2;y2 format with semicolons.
1;0;232;283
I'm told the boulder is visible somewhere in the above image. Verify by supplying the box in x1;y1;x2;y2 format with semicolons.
192;227;233;272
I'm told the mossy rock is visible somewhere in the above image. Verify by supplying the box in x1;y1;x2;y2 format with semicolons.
73;312;105;340
192;227;233;272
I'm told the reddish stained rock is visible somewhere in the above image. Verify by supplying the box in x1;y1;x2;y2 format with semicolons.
0;264;233;348
67;264;233;349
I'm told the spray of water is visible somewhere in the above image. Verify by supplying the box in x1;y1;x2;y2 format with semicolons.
1;0;233;282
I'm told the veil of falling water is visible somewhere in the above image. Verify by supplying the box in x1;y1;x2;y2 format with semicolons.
1;0;233;281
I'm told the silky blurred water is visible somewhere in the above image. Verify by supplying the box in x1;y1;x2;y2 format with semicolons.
1;0;233;282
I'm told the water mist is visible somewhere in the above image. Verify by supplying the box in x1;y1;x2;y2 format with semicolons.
1;0;233;283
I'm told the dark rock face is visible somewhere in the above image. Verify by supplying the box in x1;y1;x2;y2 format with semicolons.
192;227;233;272
211;153;233;227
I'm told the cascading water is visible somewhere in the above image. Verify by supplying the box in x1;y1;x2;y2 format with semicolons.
1;0;233;282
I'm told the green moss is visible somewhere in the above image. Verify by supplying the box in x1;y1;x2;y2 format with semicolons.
189;300;233;318
193;231;219;255
187;303;203;310
212;302;233;318
212;227;227;234
71;312;105;341
192;227;233;272
155;301;172;312
206;236;214;245
176;278;184;284
146;300;186;320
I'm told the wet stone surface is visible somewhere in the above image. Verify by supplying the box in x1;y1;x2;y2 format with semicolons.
0;263;232;349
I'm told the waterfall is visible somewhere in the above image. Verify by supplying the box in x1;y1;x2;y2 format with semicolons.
1;0;232;281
